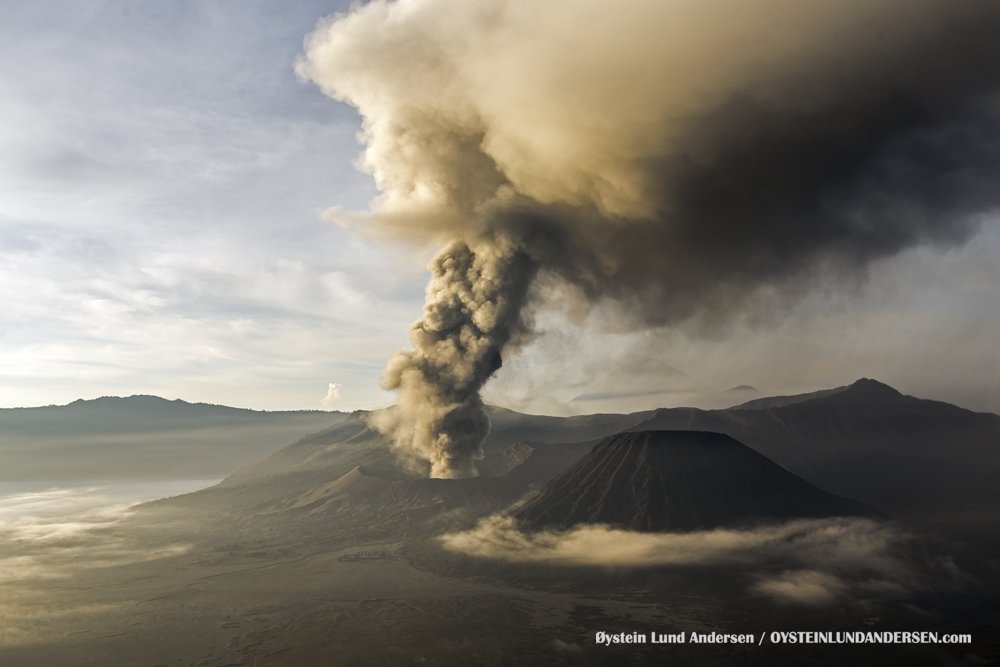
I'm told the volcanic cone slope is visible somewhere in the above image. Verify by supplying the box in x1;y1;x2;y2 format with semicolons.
513;430;881;532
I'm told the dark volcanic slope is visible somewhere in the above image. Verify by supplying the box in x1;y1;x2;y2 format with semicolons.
144;378;997;537
220;407;651;487
631;379;1000;513
514;430;879;533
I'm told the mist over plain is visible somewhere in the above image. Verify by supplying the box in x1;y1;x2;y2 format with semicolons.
438;515;951;606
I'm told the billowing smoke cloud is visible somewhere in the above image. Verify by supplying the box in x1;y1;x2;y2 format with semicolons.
439;516;959;605
298;0;1000;476
372;239;536;477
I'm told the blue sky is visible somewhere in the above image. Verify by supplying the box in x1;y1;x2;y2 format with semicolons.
0;1;426;411
1;1;999;414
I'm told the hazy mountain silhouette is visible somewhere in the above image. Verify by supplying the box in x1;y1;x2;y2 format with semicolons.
513;430;880;532
730;386;849;410
220;413;394;487
0;395;347;481
141;379;999;538
27;383;997;667
220;407;653;488
627;379;1000;514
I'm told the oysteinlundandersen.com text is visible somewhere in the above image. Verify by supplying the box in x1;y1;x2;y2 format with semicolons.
594;631;972;646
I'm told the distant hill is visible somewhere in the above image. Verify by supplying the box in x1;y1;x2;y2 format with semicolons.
729;385;849;410
626;379;1000;514
141;438;580;540
0;395;348;481
513;430;880;532
218;407;653;487
138;379;1000;540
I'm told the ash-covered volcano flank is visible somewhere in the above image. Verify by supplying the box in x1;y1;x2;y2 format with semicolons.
513;430;880;532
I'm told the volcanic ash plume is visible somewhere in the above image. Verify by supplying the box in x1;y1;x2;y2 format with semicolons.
374;239;536;478
298;0;1000;476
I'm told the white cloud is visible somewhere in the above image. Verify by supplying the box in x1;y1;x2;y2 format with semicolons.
320;382;343;410
751;570;848;606
440;515;961;605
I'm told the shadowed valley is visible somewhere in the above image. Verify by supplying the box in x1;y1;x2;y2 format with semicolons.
2;380;998;666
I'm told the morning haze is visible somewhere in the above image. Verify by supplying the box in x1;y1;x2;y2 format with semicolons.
1;1;998;665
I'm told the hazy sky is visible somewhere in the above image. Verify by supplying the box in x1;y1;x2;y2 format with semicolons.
0;1;421;411
2;0;998;414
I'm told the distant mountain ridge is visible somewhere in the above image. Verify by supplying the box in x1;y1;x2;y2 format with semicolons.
730;386;849;410
0;395;348;481
138;378;999;537
0;395;339;434
218;407;654;488
626;379;1000;513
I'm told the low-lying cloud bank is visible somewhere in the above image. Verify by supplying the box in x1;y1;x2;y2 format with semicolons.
0;482;206;647
439;516;962;605
0;483;197;585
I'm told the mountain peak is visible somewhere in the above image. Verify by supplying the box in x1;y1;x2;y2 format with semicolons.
513;430;880;532
731;379;903;411
846;378;903;398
